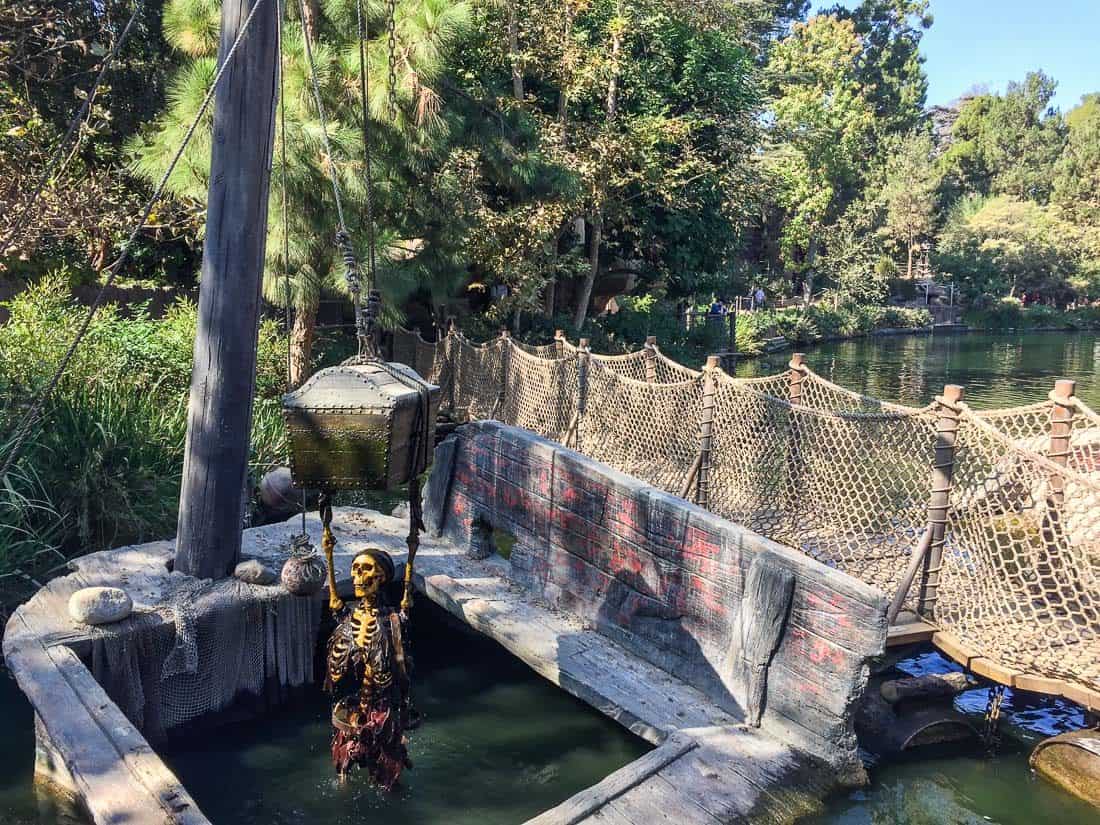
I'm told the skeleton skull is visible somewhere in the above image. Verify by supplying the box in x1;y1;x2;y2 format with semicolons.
351;552;389;599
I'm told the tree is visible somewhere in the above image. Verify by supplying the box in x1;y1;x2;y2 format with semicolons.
936;195;1079;303
1053;93;1100;227
765;14;876;300
881;130;939;277
132;0;471;384
0;0;185;279
940;71;1066;204
828;0;932;139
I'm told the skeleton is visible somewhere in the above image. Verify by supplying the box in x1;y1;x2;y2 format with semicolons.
322;524;414;788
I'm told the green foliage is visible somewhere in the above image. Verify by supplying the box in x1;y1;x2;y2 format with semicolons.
0;277;287;579
1053;93;1100;227
939;72;1066;204
964;299;1100;331
935;195;1082;304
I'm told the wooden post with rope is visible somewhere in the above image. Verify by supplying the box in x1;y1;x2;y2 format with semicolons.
554;329;566;359
783;353;806;508
643;335;658;383
916;384;963;619
493;328;510;420
564;338;590;449
692;356;720;509
1040;379;1076;592
175;0;279;579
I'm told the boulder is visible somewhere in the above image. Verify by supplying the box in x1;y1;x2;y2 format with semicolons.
390;501;410;520
68;587;133;625
234;559;277;585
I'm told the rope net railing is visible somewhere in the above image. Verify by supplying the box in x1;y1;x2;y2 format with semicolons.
393;328;1100;702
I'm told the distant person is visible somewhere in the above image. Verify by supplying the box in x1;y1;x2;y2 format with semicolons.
709;298;727;316
753;287;766;310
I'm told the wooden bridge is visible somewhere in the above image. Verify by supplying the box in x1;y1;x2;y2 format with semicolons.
392;326;1100;713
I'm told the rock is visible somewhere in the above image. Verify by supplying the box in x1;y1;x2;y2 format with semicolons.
68;587;133;625
234;559;277;585
390;501;410;520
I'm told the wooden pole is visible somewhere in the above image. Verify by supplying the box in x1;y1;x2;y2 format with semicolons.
494;328;510;420
1040;379;1075;590
917;384;964;618
566;338;590;449
554;328;566;359
784;353;806;507
175;0;279;580
643;335;658;383
694;356;720;509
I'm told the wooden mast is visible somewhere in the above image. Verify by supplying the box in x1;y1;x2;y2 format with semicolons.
175;0;279;579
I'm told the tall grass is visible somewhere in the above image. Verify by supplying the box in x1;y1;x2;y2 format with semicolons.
0;276;289;607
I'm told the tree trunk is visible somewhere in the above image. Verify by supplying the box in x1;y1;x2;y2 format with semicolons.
573;215;601;330
301;0;320;43
803;235;818;306
508;2;524;101
289;301;317;388
906;229;914;279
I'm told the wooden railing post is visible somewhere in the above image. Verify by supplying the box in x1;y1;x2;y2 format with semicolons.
494;328;510;421
554;328;566;359
917;384;964;619
788;353;806;405
643;335;658;383
444;316;457;413
1040;379;1075;588
571;338;590;449
783;353;807;506
693;356;720;509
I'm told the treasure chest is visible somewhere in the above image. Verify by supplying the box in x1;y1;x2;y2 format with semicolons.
283;361;440;491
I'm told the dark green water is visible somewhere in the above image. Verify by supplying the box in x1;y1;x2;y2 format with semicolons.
737;330;1100;409
0;606;646;825
161;605;647;824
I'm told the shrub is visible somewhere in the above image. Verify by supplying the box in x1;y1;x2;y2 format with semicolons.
0;276;288;590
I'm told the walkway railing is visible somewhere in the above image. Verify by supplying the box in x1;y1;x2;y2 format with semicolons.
391;326;1100;708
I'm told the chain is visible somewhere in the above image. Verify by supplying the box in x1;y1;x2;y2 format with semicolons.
982;683;1006;755
386;0;399;122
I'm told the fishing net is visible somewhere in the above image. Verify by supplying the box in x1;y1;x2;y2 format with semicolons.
85;574;322;741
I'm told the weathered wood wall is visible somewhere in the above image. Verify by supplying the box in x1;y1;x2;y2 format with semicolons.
425;421;889;779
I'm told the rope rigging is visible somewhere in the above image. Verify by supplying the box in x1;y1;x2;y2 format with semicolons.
0;0;271;482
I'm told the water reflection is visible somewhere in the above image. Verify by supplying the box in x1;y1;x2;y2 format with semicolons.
737;331;1100;409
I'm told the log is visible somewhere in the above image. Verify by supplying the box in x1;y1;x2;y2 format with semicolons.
175;0;279;579
737;553;795;727
880;671;976;704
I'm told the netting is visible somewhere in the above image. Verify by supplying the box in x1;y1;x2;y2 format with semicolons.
940;408;1100;693
391;330;1100;700
86;574;322;741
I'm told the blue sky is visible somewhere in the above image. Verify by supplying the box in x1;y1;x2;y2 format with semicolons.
819;1;1099;113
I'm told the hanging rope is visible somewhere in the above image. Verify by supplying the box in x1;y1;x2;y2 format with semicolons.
295;0;375;355
385;0;400;123
0;0;272;483
0;0;148;256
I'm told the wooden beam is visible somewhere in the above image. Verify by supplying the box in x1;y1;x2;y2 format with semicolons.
175;0;280;579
